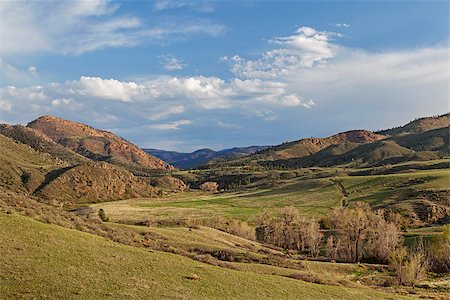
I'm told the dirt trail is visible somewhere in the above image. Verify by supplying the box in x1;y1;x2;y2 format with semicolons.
331;179;349;205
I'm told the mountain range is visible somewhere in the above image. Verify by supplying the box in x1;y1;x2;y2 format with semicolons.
144;146;270;169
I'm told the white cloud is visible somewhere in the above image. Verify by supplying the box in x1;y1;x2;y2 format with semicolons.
217;121;241;129
70;76;149;102
0;1;226;55
331;23;350;28
0;58;37;85
160;55;187;71
51;98;72;107
0;100;12;112
147;119;192;130
280;94;302;107
154;1;215;13
225;26;341;79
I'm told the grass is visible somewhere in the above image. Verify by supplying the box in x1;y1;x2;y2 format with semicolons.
94;178;342;224
94;168;449;225
0;213;406;299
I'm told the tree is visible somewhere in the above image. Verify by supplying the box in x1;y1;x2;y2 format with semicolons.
263;206;322;256
327;203;402;263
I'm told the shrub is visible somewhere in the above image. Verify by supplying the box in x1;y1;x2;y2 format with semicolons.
98;209;109;222
199;181;219;193
389;246;429;287
430;224;450;273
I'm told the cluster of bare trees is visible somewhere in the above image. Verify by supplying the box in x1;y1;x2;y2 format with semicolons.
253;203;449;287
256;203;402;262
325;202;402;263
256;206;323;257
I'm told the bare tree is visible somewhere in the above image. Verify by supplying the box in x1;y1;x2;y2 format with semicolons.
389;246;429;288
327;203;402;263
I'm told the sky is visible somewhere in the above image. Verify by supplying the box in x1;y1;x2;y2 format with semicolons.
0;0;448;152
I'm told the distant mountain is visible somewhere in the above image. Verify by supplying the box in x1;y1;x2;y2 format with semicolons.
145;146;270;169
27;116;172;171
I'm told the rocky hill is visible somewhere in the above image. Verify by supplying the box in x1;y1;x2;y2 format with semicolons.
27;116;172;171
35;162;155;205
0;130;155;205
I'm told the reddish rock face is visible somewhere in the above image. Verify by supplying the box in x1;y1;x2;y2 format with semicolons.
27;116;172;170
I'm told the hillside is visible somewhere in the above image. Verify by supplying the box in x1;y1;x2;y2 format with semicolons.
28;116;172;171
0;134;58;194
253;130;385;161
35;162;155;205
0;124;88;165
0;133;154;204
0;213;406;299
145;146;269;169
378;113;450;136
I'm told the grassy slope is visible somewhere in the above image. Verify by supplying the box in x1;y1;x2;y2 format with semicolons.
0;213;402;299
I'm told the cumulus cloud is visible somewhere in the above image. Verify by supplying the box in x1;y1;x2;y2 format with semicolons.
224;26;341;78
0;1;226;55
160;55;187;71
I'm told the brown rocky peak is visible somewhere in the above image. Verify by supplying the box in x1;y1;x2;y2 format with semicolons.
27;115;173;170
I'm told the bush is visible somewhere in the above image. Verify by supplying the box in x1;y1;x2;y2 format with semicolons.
389;246;429;287
430;224;450;273
98;209;109;222
199;182;218;193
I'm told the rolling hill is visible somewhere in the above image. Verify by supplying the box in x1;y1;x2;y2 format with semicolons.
210;114;450;169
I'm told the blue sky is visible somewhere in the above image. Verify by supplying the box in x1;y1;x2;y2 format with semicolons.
0;0;448;152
